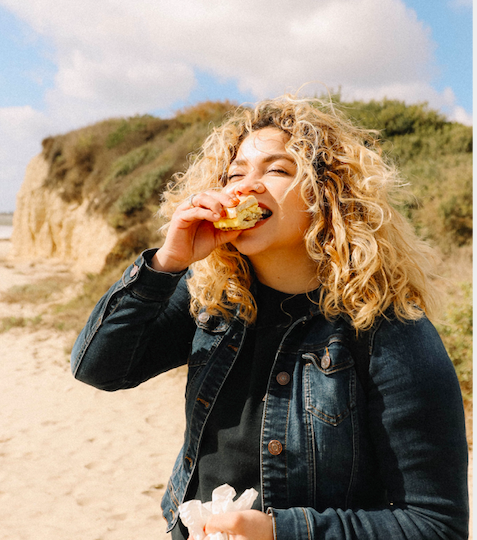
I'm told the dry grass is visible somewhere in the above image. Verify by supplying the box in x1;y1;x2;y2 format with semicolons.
0;276;72;305
0;315;43;333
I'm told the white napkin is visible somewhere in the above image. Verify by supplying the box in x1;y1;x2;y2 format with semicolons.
178;484;259;540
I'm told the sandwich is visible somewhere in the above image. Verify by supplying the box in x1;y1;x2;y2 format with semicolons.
213;195;263;231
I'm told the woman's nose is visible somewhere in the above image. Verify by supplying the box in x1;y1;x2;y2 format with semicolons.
229;177;265;197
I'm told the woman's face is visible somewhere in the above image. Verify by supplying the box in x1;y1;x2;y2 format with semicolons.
225;127;311;262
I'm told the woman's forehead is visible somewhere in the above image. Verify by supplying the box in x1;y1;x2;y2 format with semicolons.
233;127;291;162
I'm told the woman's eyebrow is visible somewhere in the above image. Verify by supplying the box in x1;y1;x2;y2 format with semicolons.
230;154;296;167
263;153;296;165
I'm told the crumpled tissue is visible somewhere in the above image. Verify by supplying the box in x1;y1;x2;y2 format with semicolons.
178;483;258;540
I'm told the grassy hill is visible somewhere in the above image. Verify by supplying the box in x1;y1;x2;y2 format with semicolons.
35;97;474;413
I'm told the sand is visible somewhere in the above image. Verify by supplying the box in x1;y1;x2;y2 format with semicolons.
0;239;472;539
0;240;186;540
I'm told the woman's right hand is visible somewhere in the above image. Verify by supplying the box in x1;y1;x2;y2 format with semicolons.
151;190;242;273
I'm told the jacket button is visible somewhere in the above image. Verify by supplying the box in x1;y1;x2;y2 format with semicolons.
321;353;331;369
268;440;283;455
276;372;290;385
129;264;139;277
198;312;210;323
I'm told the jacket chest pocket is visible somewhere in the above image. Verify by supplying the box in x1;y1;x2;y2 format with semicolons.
303;345;355;426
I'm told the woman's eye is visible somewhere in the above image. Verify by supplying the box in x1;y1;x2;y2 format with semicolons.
227;173;243;182
268;168;289;175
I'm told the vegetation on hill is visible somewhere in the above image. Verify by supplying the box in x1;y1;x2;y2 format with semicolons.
21;97;475;418
40;101;236;264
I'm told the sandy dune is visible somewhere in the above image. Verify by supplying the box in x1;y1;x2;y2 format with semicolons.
0;240;186;540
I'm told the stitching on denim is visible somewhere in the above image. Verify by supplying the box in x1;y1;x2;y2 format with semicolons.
265;508;278;539
320;358;354;374
304;388;316;507
186;333;224;393
197;397;210;408
167;478;179;507
71;315;102;376
307;403;350;426
125;323;148;379
303;351;354;374
293;333;343;355
369;316;384;356
260;392;269;511
301;507;312;539
284;385;292;498
345;368;359;508
191;335;223;361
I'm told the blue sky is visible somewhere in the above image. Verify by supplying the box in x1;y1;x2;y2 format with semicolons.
0;0;473;212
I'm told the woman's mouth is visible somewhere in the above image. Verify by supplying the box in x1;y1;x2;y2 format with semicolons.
259;207;272;221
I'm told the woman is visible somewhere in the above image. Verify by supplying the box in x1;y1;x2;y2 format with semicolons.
71;95;468;539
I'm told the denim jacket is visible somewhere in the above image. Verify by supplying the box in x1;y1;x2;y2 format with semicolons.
71;250;469;539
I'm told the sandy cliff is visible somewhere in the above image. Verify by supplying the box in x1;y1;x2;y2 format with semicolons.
12;154;118;273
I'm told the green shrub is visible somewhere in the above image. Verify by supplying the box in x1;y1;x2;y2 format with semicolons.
437;282;472;401
73;133;97;170
107;144;160;181
176;100;236;126
105;115;166;149
110;161;171;221
106;120;131;148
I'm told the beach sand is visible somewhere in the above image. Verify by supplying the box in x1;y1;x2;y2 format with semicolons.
0;239;472;539
0;240;186;540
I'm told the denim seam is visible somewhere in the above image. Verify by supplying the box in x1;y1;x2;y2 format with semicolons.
167;477;180;507
260;392;270;512
284;384;292;504
301;507;312;539
122;322;148;381
268;509;277;540
306;403;350;426
369;316;385;356
305;398;317;508
345;368;359;508
71;316;102;376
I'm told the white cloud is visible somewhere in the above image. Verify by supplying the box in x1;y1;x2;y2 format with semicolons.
449;106;473;126
0;0;472;210
0;0;441;116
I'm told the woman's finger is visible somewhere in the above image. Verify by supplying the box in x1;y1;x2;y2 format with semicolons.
184;190;239;214
174;205;223;225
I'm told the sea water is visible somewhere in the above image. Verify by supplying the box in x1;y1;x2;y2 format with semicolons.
0;226;13;240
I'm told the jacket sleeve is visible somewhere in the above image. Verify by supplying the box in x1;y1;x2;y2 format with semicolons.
268;316;469;539
71;249;196;391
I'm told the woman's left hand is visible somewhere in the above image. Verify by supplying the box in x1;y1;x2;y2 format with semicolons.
204;510;273;540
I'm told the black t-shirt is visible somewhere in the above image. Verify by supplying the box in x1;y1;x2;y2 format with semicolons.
172;282;312;540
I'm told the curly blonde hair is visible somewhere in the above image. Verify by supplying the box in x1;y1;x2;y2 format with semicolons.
159;94;440;331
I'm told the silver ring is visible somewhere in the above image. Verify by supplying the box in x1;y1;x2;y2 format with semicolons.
188;193;197;208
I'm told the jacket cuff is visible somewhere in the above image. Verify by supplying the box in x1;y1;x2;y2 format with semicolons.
268;507;314;540
121;248;188;302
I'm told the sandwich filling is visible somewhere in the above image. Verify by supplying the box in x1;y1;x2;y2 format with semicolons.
213;195;265;230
